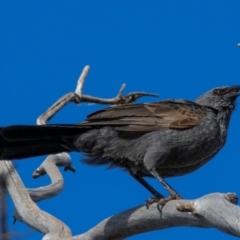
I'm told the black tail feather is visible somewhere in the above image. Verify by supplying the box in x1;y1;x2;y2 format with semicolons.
0;125;85;160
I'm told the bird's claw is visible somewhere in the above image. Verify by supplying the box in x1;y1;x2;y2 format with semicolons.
157;194;183;212
146;197;161;208
146;194;182;211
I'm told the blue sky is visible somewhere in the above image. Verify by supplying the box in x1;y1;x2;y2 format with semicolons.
1;1;240;239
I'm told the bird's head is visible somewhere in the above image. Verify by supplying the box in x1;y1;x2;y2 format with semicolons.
195;85;240;111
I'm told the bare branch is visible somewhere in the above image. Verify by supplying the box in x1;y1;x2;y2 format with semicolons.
73;193;240;240
37;65;159;125
0;159;73;239
28;153;75;203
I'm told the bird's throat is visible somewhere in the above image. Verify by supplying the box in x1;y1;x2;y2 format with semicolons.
217;107;232;145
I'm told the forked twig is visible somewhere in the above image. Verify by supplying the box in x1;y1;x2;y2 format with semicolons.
37;66;159;125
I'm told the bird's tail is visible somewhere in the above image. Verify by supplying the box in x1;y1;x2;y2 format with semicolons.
0;125;86;160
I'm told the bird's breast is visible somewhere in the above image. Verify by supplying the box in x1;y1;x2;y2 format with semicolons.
156;116;224;177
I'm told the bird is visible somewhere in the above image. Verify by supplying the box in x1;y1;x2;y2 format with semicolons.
0;85;239;204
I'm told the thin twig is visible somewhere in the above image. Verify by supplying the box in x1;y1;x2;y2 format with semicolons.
81;91;159;105
75;65;90;99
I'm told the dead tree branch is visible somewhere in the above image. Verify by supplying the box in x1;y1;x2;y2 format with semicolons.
37;65;158;125
72;193;240;240
0;158;73;240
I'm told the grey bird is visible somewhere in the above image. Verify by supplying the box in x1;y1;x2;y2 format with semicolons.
0;85;239;203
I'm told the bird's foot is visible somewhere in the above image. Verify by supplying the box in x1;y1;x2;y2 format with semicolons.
146;197;161;209
146;194;182;211
157;194;182;212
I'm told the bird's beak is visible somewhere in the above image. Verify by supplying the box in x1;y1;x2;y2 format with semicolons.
224;85;240;100
226;85;240;94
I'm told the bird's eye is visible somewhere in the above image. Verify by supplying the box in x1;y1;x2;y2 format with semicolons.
213;89;221;95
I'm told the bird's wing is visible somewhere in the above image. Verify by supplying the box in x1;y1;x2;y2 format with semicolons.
81;100;206;132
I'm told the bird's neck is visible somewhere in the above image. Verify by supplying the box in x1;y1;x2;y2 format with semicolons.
216;107;232;143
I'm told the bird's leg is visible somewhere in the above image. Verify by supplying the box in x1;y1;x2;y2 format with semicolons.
131;173;164;198
149;168;182;208
143;149;182;208
130;172;165;208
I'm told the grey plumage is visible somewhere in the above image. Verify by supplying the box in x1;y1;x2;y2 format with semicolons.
0;85;239;200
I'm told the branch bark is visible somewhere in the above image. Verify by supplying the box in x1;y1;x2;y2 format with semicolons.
0;159;72;240
73;193;240;240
